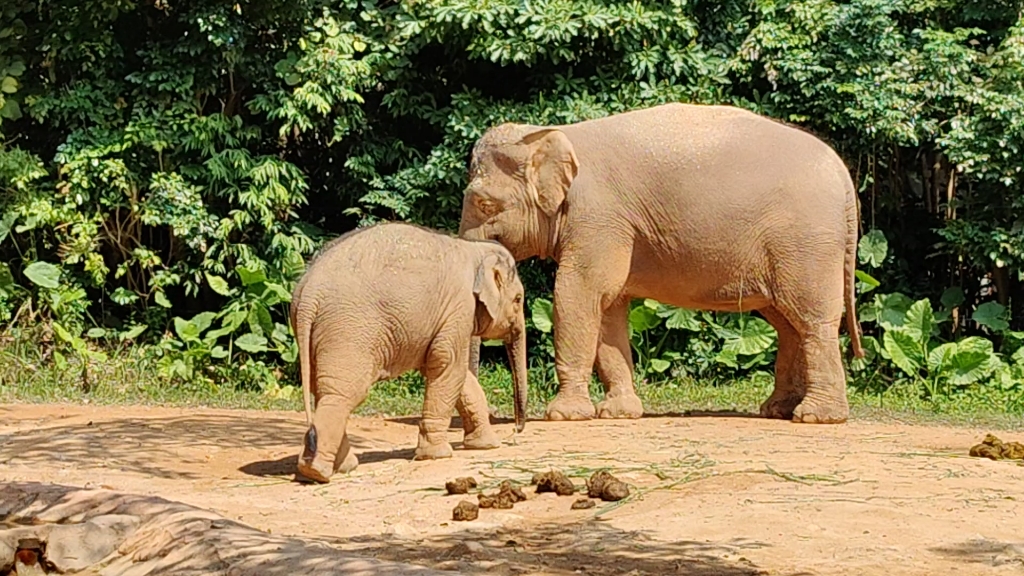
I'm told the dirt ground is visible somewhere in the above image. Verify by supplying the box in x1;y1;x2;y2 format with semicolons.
1;404;1023;575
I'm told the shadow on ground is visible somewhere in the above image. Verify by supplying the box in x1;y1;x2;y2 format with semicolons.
930;539;1024;567
321;519;773;576
0;413;421;480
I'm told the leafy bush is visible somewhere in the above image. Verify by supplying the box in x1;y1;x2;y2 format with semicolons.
0;0;1022;406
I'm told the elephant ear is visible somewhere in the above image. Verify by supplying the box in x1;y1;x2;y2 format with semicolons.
520;128;579;217
473;253;504;325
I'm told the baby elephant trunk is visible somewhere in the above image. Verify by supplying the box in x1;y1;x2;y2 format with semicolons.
506;324;528;433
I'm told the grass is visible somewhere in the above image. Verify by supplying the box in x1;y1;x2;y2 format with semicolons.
1;340;1022;430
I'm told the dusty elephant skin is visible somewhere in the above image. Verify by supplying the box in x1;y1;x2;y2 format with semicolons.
0;482;451;575
290;222;529;483
459;102;864;425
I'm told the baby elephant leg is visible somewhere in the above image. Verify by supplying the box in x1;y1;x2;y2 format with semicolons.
297;394;361;483
456;370;500;450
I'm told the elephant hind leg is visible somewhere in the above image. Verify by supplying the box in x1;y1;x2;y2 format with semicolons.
758;306;805;420
773;304;849;424
297;370;371;483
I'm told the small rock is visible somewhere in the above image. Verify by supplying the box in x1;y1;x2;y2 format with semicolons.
534;471;575;496
571;498;596;510
453;501;479;521
445;477;478;495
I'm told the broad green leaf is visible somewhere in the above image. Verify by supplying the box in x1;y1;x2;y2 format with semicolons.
720;316;776;356
855;269;880;293
235;332;269;353
857;229;888;268
119;325;148;341
282;342;298;363
1011;346;1024;366
643;298;661;309
0;211;16;245
53;350;67;370
850;335;879;372
261;282;292;305
23;261;60;289
945;337;997;385
927;342;957;373
628;304;660;333
174;317;200;343
154;291;172;308
660;306;701;331
205;272;233;296
876;293;914;331
0;98;21;120
0;77;16;94
52;322;75;344
903;299;934;344
0;263;15;290
972;301;1008;332
248;304;273;335
237;265;267;286
189;311;217;335
714;348;739;368
87;328;107;339
482;339;504;347
531;298;553;333
882;329;923;378
211;345;230;359
940;287;965;309
650;358;671;373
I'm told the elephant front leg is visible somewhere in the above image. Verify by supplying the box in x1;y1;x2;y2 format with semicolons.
545;271;602;421
297;394;360;483
456;370;500;450
415;340;465;460
594;297;643;419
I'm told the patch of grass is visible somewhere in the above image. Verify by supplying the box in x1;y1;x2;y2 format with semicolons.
1;341;1021;430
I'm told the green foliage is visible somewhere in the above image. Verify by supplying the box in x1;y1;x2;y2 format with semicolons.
0;0;1022;405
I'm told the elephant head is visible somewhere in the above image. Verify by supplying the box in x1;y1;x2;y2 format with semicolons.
458;124;579;261
472;246;529;432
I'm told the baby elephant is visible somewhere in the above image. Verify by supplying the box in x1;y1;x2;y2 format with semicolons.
291;222;528;483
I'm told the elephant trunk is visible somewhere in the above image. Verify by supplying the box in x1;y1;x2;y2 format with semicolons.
506;325;528;433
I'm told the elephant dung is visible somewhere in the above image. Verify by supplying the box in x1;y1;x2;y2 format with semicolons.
970;434;1024;461
445;477;479;495
452;501;479;522
571;498;596;510
478;481;526;509
586;470;630;502
533;471;575;496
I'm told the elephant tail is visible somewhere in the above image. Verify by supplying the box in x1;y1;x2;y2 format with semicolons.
844;182;866;359
292;297;316;425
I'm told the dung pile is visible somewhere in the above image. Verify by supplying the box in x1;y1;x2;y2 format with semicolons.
586;470;630;502
532;470;576;496
969;434;1024;461
452;501;479;521
445;477;478;495
478;481;527;509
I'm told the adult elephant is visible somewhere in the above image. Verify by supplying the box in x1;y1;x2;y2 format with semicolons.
458;103;864;424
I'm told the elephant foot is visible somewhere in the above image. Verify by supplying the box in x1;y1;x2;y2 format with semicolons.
545;392;596;421
759;390;803;420
296;450;359;484
414;439;454;460
462;426;501;450
792;393;849;424
595;392;643;419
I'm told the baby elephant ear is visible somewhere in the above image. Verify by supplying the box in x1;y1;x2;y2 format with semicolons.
473;253;503;323
520;128;579;217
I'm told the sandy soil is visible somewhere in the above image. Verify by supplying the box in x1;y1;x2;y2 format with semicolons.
1;403;1022;575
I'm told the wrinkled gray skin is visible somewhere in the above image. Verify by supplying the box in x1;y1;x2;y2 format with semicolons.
291;222;528;483
460;103;864;425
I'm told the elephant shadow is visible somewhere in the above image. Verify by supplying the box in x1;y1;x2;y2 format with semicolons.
238;446;418;480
